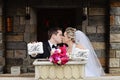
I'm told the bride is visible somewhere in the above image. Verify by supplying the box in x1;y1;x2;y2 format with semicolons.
62;27;105;77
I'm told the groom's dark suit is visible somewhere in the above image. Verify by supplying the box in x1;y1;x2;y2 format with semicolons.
30;41;51;59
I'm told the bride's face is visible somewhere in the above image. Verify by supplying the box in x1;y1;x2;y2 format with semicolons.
63;32;70;43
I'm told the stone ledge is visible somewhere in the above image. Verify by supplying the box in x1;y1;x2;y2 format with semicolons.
84;76;120;80
0;73;34;77
105;73;120;76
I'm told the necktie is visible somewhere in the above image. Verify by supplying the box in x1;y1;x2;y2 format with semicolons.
52;45;57;49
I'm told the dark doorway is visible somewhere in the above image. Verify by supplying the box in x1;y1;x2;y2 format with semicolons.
37;8;76;42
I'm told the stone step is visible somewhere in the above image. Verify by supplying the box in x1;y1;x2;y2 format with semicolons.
0;73;120;80
0;76;120;80
0;77;34;80
84;76;120;80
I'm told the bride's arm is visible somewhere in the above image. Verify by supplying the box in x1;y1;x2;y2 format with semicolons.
76;44;85;49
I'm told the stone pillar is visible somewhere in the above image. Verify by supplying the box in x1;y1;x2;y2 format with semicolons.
109;2;120;74
0;3;5;73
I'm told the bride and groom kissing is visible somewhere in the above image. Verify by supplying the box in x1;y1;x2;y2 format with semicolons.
28;27;105;77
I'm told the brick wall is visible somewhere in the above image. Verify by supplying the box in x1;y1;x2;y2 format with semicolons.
5;7;36;73
109;2;120;74
82;8;106;67
0;1;5;74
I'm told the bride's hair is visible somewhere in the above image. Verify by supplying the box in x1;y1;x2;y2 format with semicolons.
65;27;76;42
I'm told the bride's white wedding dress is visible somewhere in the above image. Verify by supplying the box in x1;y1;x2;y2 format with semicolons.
72;30;105;77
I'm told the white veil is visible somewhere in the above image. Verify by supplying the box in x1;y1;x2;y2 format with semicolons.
75;30;105;77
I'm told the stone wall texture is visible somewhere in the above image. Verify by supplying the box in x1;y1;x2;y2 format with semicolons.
0;3;5;74
4;7;36;73
84;8;106;68
110;2;120;74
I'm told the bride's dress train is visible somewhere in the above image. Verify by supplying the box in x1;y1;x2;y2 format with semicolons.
74;30;105;77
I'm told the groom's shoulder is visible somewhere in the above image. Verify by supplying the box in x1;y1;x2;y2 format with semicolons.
42;41;48;44
42;41;49;46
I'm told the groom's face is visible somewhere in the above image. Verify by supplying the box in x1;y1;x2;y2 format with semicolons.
54;30;63;44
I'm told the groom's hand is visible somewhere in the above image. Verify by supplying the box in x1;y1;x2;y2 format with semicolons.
30;53;37;57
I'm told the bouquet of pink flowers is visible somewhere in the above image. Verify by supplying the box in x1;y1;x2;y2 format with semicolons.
49;45;69;65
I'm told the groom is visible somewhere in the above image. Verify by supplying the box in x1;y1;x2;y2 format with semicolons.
30;27;63;59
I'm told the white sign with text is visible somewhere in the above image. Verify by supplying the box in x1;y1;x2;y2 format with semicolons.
27;42;44;55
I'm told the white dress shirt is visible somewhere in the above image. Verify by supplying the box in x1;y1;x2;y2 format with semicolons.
48;40;57;49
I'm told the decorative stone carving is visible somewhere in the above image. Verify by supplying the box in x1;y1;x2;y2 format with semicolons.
33;59;87;80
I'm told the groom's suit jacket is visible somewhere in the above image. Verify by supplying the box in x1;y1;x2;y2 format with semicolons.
30;41;51;59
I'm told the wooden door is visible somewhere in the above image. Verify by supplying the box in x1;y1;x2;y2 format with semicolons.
37;8;76;42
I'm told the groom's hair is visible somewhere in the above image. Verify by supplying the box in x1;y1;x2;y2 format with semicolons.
48;27;62;39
